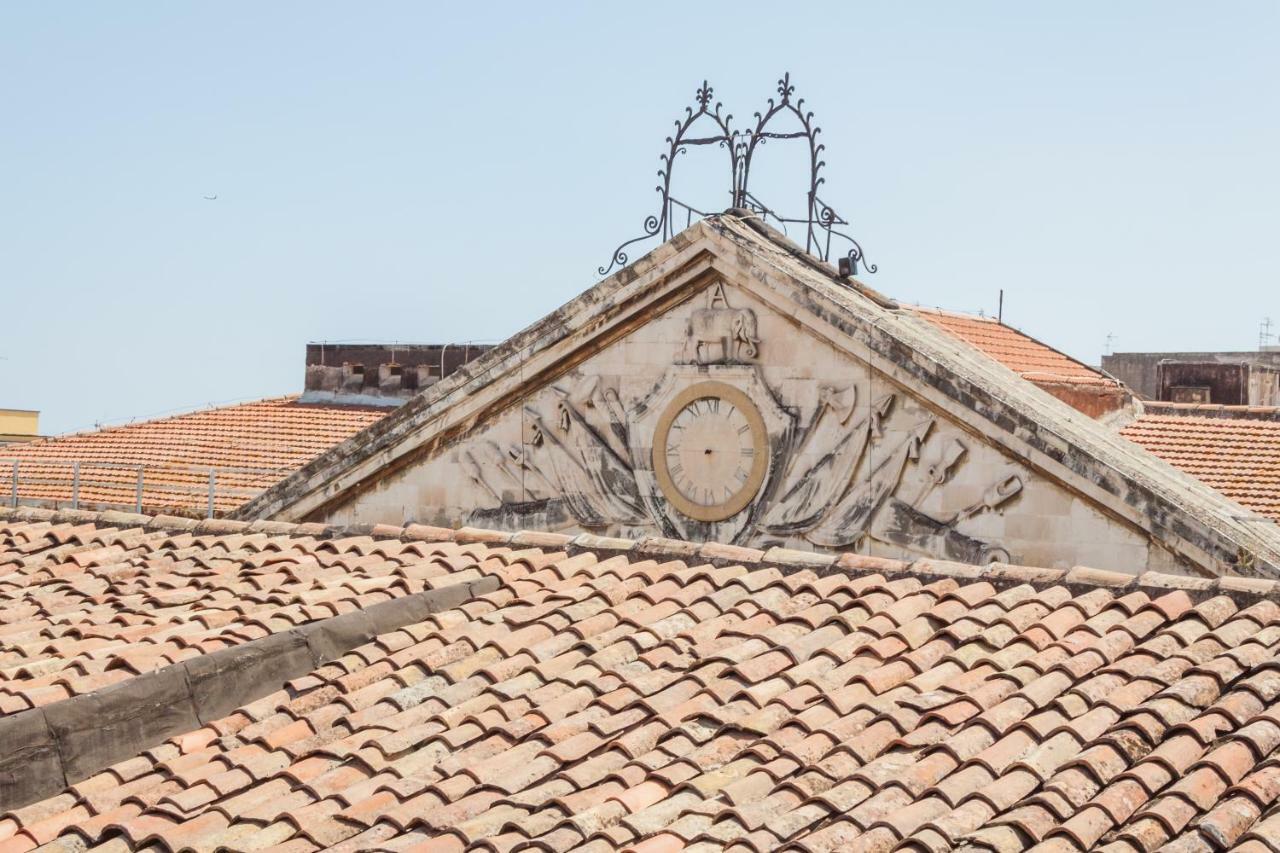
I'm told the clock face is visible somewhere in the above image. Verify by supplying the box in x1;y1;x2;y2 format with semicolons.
653;381;768;522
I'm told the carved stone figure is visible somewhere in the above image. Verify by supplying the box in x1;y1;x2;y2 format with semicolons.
687;306;759;363
759;390;892;535
525;411;648;527
504;445;555;499
561;376;629;460
807;417;936;547
878;472;1024;563
685;282;760;364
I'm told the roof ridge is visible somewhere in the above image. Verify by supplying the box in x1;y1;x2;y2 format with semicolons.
709;216;1280;570
0;565;501;811
903;303;1000;322
1141;401;1280;422
903;302;1116;386
13;395;304;445
4;505;1276;606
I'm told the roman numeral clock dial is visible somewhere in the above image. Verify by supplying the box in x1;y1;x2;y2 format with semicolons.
653;381;769;522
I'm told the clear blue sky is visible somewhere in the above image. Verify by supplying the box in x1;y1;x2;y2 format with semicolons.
2;2;1277;436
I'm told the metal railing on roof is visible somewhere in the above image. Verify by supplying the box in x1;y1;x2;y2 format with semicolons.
1;457;294;519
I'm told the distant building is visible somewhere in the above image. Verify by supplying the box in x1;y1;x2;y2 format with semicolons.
0;408;39;444
912;307;1131;419
0;343;487;516
0;397;385;517
1121;402;1280;523
1103;349;1280;406
301;342;492;407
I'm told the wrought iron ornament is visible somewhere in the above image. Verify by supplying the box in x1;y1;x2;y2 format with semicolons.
599;73;876;278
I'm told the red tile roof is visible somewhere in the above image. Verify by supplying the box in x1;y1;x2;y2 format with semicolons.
1122;405;1280;523
911;307;1114;387
7;510;1280;851
0;397;387;516
0;512;489;718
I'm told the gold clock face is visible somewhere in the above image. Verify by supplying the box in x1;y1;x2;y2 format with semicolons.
653;381;768;522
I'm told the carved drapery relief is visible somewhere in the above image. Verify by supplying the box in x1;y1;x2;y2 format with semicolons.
523;406;648;528
759;388;886;535
460;281;1026;561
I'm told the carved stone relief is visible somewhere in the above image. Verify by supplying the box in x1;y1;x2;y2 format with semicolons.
460;281;1027;562
684;282;760;364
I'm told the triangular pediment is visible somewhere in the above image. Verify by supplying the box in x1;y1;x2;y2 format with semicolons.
239;215;1280;576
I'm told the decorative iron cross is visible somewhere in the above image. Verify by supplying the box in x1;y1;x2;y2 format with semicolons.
599;73;876;278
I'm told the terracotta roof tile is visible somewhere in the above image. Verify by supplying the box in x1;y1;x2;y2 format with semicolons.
910;307;1114;388
9;511;1280;850
1121;409;1280;523
0;514;495;717
0;396;386;516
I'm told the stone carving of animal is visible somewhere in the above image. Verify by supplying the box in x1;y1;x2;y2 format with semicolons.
686;307;759;363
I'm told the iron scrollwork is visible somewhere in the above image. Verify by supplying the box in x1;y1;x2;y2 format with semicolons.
599;73;875;278
597;82;738;276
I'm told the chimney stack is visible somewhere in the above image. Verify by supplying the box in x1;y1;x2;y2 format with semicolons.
301;343;494;407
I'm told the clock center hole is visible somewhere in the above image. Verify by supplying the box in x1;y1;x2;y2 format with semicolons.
704;448;712;456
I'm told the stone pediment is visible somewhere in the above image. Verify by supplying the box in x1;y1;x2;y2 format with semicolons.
238;214;1280;577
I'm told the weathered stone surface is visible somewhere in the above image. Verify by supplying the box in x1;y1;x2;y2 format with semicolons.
43;666;199;784
0;709;63;810
236;216;1280;579
186;631;314;723
698;541;766;566
764;547;837;570
511;530;575;549
299;610;376;664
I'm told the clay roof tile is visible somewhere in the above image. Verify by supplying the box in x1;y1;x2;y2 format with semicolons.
0;397;386;517
10;511;1280;849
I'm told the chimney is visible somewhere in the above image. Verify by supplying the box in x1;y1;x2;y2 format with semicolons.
416;364;439;389
300;343;493;407
378;363;403;395
341;363;366;393
305;364;342;393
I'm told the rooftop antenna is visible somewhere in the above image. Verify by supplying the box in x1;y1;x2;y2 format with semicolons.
1104;332;1117;356
997;290;1004;325
1261;317;1275;350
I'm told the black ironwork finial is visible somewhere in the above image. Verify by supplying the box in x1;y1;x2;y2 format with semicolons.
776;72;795;101
695;81;714;108
596;80;738;276
598;73;875;278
